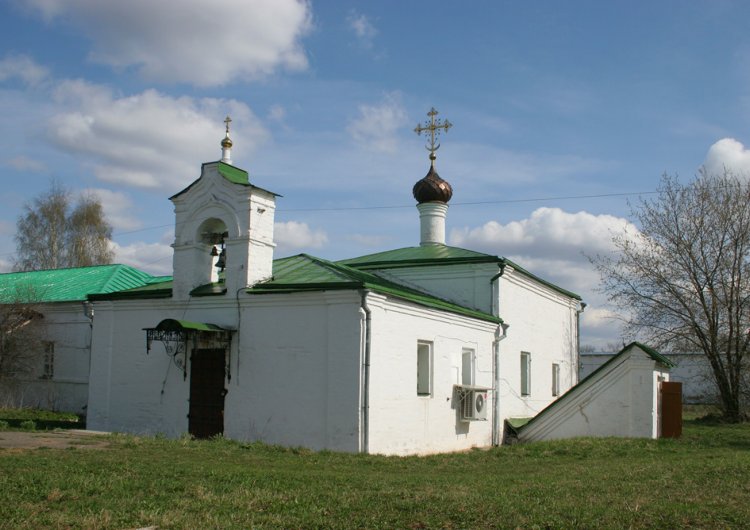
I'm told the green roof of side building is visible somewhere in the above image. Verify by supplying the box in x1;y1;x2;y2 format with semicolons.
0;264;162;304
338;244;582;301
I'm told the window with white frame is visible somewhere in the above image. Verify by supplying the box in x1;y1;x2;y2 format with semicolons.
41;341;54;380
552;363;560;396
417;341;433;396
520;351;531;396
461;348;475;386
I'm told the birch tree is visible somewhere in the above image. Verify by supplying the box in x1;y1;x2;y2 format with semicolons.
14;183;114;271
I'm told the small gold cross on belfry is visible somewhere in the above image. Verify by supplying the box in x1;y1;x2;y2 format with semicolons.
414;107;452;164
224;115;232;134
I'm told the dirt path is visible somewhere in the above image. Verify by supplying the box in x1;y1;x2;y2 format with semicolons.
0;429;110;451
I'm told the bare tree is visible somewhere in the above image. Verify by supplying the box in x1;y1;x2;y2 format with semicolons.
0;287;46;380
594;170;750;422
14;183;114;271
67;193;115;268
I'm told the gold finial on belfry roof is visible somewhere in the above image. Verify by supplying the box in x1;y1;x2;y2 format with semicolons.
414;107;452;166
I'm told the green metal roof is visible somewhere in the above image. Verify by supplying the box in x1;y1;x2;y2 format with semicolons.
339;245;498;269
88;278;173;301
250;254;502;324
516;341;675;435
339;245;582;301
93;254;500;323
170;161;280;200
0;264;159;304
217;162;249;185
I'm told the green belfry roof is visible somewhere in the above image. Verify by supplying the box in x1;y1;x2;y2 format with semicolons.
0;264;162;304
170;161;280;200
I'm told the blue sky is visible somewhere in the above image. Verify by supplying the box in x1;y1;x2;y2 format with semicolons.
1;0;749;347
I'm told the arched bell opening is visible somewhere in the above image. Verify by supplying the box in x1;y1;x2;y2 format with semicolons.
197;218;229;284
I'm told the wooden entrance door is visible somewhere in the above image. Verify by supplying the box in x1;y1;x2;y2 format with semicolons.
189;348;227;439
660;381;682;438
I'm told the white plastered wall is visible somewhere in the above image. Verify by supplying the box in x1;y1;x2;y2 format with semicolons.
373;262;498;315
87;291;364;452
496;266;580;424
518;345;671;442
365;292;498;455
0;302;91;414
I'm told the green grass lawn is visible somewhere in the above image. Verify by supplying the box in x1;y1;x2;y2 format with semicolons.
1;418;749;529
0;407;83;430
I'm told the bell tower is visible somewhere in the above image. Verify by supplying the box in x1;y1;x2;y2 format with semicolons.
170;117;278;299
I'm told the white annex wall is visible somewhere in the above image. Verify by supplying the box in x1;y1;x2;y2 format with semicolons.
496;266;580;423
365;292;498;455
1;303;91;414
87;291;364;451
518;346;671;442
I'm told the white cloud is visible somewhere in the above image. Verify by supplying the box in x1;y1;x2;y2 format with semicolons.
347;92;408;153
703;138;750;176
21;0;312;87
47;81;268;190
5;155;47;172
82;188;141;232
450;207;635;263
451;207;637;346
0;54;49;86
112;240;173;276
274;221;328;255
347;11;377;49
0;257;11;273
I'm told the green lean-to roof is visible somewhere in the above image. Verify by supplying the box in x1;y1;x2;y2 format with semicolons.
514;341;675;435
0;264;159;304
339;244;582;301
251;254;502;324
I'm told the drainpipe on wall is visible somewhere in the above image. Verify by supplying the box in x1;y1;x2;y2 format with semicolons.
490;262;507;446
492;322;510;446
359;290;372;454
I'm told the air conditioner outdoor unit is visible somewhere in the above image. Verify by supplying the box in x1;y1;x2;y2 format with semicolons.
456;385;489;421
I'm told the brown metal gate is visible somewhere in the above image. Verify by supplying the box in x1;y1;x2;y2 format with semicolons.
189;348;227;439
660;381;682;438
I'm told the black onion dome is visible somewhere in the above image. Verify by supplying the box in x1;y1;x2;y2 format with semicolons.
412;165;453;204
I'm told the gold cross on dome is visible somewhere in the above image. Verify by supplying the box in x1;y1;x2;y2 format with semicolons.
224;115;232;135
414;107;452;163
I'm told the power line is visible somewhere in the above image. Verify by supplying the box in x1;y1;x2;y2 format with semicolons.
278;190;660;212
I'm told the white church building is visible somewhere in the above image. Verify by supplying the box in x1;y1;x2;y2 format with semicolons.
9;111;686;454
79;114;585;455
